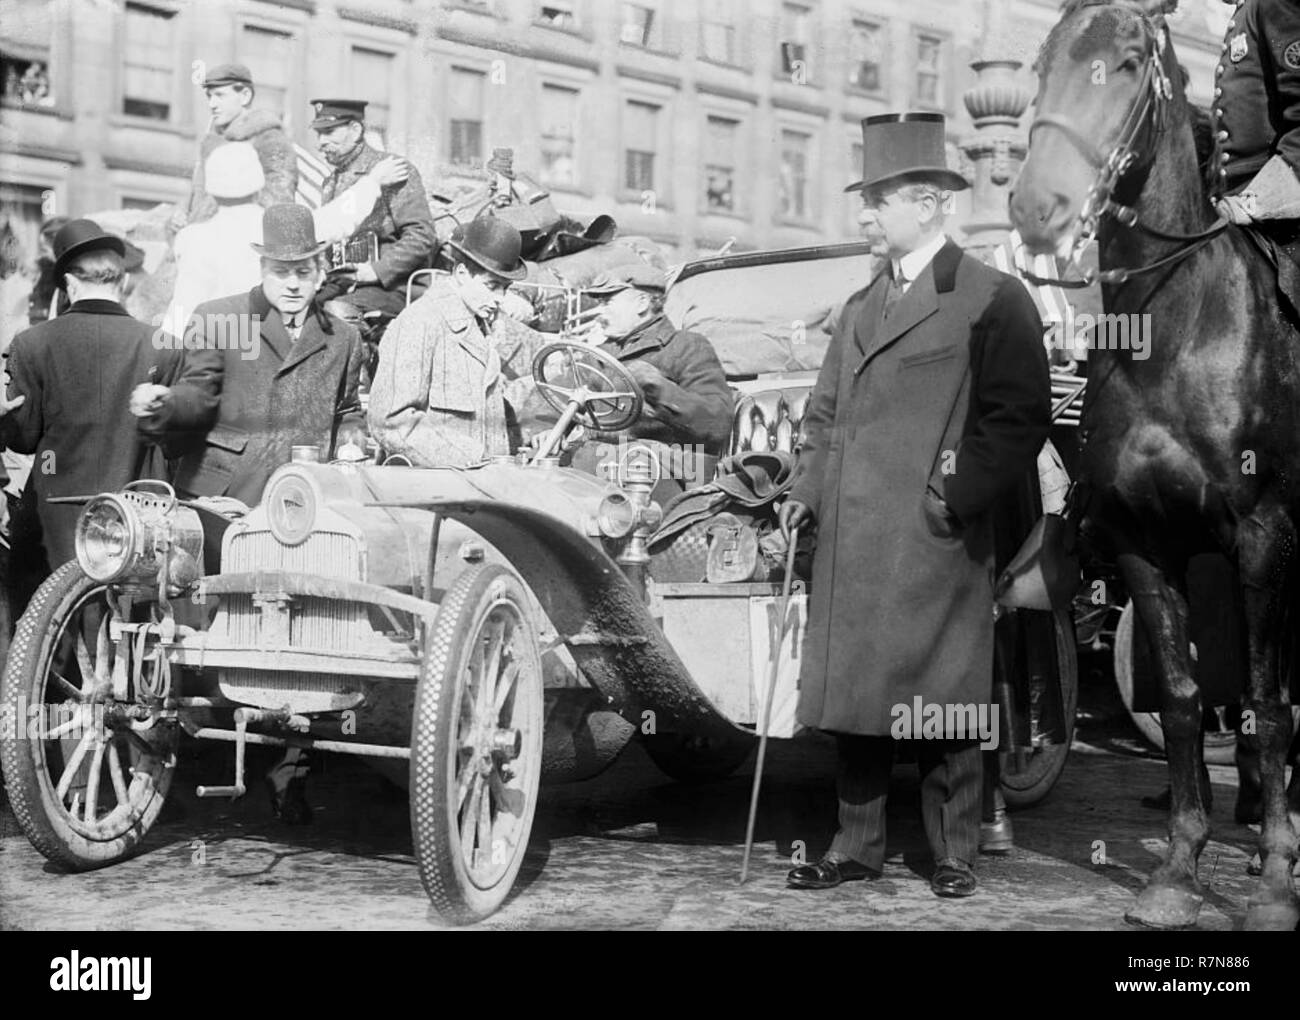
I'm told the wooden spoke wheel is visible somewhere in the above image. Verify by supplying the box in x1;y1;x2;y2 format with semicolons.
998;605;1078;809
0;563;175;868
410;563;544;924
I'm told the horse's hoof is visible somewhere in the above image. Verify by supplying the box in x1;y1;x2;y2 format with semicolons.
1125;883;1203;929
1243;897;1300;932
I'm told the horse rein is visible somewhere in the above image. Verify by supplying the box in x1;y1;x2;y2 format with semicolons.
1021;4;1228;290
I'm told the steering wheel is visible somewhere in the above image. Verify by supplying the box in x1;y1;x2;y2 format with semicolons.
531;341;643;432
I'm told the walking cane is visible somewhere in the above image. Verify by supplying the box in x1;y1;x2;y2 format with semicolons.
740;523;800;884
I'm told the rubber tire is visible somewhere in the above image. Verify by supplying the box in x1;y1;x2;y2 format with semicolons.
0;563;173;869
410;562;544;925
1113;601;1238;766
999;605;1078;809
642;729;755;784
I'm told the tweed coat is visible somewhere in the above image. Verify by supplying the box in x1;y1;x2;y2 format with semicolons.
139;286;364;505
0;300;182;566
366;276;545;466
789;240;1050;737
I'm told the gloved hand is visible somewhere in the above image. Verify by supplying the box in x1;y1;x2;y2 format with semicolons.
1215;194;1256;225
777;498;813;541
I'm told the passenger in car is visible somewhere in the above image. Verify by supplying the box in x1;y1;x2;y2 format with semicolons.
366;217;546;466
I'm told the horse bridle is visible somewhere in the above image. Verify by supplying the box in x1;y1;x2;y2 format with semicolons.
1022;1;1227;289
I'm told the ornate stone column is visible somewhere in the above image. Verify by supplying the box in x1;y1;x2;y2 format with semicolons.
957;58;1032;249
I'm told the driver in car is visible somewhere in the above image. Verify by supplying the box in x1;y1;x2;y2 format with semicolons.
564;263;733;493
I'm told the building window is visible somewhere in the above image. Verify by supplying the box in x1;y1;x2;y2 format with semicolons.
350;46;394;139
850;139;863;181
624;99;659;193
778;2;812;81
778;129;812;221
449;67;486;167
537;2;577;30
849;19;884;93
540;84;579;188
699;0;736;64
703;115;738;213
122;3;175;120
915;32;944;107
243;25;295;121
0;182;48;273
121;196;163;211
1;0;55;107
621;3;658;48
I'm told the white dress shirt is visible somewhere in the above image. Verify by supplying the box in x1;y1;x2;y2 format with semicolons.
890;232;949;293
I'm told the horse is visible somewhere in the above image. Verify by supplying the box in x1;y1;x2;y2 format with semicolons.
1010;0;1300;930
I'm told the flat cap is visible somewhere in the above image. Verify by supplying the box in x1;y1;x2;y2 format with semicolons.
310;98;368;130
203;62;254;88
586;262;667;295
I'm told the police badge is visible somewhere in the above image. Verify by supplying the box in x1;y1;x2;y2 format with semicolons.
1229;31;1247;62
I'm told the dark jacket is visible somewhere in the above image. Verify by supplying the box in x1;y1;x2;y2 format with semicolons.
597;314;734;456
1212;0;1300;191
138;287;364;505
0;300;182;566
185;109;299;224
321;142;436;290
789;240;1050;736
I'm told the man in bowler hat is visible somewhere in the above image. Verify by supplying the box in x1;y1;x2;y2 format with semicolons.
179;62;298;229
779;113;1050;897
311;98;435;318
0;219;182;573
367;217;545;465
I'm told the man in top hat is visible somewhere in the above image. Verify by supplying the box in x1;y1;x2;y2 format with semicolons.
311;98;436;318
556;262;732;495
0;219;183;572
778;112;1050;898
367;217;546;466
133;203;365;508
179;63;298;229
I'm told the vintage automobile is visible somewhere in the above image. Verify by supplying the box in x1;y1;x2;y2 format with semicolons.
0;242;1079;925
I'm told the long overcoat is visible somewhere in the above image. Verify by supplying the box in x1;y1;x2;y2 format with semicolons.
789;240;1050;737
139;286;364;505
0;300;182;567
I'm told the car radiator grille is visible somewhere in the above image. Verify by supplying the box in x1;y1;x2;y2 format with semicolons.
226;529;361;579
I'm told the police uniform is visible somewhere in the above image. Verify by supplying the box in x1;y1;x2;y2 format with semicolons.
1212;0;1300;216
312;99;436;317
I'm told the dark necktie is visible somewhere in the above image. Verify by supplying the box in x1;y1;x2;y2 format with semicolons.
882;267;906;321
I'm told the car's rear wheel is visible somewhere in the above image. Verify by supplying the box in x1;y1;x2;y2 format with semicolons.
998;605;1078;809
0;563;175;868
410;562;544;925
642;730;754;784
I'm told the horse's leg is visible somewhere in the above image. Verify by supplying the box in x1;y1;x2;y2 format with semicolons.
1119;553;1209;929
1238;511;1300;930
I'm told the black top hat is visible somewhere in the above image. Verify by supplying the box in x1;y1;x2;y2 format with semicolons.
203;62;254;89
845;112;969;196
449;217;528;281
52;219;126;280
310;98;368;130
249;204;328;261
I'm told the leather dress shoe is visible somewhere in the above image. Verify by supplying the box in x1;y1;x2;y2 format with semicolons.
787;855;880;889
979;809;1013;854
931;860;978;898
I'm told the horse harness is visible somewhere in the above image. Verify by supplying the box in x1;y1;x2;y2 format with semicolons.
1022;0;1228;291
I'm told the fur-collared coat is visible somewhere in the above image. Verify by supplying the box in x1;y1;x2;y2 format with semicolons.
184;109;298;225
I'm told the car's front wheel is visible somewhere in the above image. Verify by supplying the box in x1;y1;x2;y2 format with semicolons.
0;563;175;868
410;562;544;925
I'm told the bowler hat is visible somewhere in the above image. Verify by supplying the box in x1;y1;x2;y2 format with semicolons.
845;112;969;196
448;217;528;281
310;98;367;131
203;62;254;89
52;219;126;279
205;142;265;200
586;261;666;295
250;204;328;261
